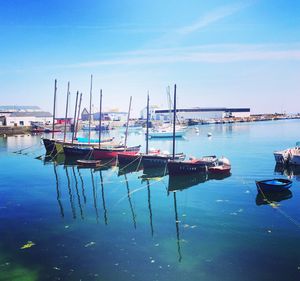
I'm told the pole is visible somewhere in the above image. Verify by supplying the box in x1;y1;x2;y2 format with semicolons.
74;93;82;140
146;92;149;154
71;91;79;143
52;79;57;139
98;89;102;148
88;74;93;144
63;82;70;143
124;96;132;150
172;84;177;160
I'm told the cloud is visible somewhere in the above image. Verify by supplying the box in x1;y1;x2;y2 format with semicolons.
177;1;252;35
56;44;300;69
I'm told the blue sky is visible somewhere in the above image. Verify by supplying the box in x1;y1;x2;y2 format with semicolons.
0;0;299;116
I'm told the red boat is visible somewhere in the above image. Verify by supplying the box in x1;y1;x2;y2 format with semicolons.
92;145;141;159
117;149;161;165
208;164;231;174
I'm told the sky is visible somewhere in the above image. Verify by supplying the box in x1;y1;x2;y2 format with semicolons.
0;0;300;117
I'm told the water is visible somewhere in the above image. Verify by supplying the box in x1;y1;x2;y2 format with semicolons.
1;120;300;281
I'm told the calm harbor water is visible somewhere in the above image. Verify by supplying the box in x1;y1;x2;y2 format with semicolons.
1;120;300;281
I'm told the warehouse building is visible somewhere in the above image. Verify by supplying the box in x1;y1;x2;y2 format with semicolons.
141;107;250;121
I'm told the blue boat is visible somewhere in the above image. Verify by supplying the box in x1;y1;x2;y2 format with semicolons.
256;178;292;192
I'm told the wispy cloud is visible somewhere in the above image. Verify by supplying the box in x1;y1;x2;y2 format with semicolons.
55;44;300;69
177;1;253;35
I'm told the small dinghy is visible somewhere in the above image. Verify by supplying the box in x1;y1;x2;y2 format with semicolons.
256;178;292;193
77;159;101;168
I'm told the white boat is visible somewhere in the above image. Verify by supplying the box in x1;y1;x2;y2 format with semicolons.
274;142;300;165
274;149;290;164
289;142;300;165
148;127;185;138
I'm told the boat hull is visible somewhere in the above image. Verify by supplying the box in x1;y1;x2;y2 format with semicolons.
42;138;56;154
167;160;208;175
93;145;141;160
256;179;292;193
63;146;93;159
142;153;185;169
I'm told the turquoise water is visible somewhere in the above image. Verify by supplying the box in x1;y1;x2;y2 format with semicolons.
1;120;300;281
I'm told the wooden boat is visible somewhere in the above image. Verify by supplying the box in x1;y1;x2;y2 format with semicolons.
77;159;101;168
256;178;292;193
117;149;160;165
208;164;231;174
142;152;185;169
167;156;217;175
42;138;56;154
63;145;93;158
92;145;141;160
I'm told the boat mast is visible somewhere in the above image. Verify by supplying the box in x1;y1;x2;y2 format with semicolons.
71;91;79;144
74;93;82;140
88;74;93;144
63;82;70;143
146;92;149;154
98;89;102;148
172;84;177;160
51;79;57;139
124;96;132;150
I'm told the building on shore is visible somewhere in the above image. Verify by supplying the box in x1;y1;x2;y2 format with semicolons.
0;106;52;126
81;108;127;122
140;107;250;121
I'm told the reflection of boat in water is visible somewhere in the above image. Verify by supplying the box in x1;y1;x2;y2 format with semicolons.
168;172;231;192
274;163;300;181
140;167;168;182
117;161;143;176
256;189;293;206
168;174;208;191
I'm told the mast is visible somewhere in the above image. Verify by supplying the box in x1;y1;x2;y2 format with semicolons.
146;92;149;154
88;74;93;144
98;89;102;148
71;91;79;144
51;79;57;139
124;96;132;149
74;93;82;140
63;82;70;143
172;84;177;160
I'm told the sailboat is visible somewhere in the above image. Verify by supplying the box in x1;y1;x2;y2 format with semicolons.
118;92;184;168
92;96;141;160
141;86;186;170
147;86;186;138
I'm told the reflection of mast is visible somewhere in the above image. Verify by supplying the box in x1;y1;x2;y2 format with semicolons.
147;180;154;236
124;174;136;229
91;169;99;223
65;167;76;219
53;164;64;218
72;167;84;220
77;168;87;204
173;192;182;262
99;171;108;225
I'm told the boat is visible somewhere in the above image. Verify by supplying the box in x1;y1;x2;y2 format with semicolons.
167;155;217;175
255;178;292;193
273;142;300;165
208;158;231;174
142;152;185;169
148;127;186;138
77;159;101;168
63;145;93;159
92;145;141;160
288;142;300;165
273;149;290;164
